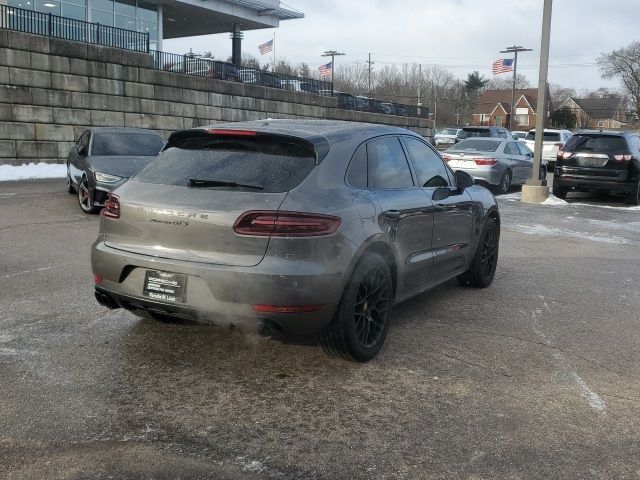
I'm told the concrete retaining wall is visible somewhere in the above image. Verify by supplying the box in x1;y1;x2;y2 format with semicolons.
0;29;433;165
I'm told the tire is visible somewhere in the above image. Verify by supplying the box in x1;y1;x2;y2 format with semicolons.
493;170;511;195
552;180;568;200
539;165;547;180
626;176;640;205
77;176;100;214
318;252;393;362
457;217;499;289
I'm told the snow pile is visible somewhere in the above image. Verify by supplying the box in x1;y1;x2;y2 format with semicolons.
0;162;66;181
542;195;568;206
510;223;629;244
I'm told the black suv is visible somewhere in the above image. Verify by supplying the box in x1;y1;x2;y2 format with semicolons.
553;130;640;205
455;126;512;143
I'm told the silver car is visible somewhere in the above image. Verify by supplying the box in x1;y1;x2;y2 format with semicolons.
444;138;545;194
92;120;500;362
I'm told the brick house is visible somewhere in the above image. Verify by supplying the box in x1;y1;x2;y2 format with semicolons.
471;88;550;131
557;97;628;129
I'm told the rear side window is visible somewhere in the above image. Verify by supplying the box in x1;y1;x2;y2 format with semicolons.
367;137;414;189
564;134;629;153
504;142;519;154
346;144;367;188
91;133;164;156
516;142;532;156
135;135;317;193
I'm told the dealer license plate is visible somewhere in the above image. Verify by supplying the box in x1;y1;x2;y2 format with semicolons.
143;270;187;303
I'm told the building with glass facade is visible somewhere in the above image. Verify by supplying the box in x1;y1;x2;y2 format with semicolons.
1;0;303;51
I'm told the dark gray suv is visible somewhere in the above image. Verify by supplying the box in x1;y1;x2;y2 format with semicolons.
92;120;500;362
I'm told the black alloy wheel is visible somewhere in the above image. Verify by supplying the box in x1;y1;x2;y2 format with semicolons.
457;217;499;288
319;252;393;362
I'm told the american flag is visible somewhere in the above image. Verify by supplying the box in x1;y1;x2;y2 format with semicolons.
492;58;514;75
318;61;333;78
258;39;273;55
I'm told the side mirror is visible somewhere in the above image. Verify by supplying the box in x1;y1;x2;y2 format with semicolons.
77;145;86;155
455;170;474;190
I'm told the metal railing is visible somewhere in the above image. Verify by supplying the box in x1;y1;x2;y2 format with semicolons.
152;51;332;94
0;5;149;53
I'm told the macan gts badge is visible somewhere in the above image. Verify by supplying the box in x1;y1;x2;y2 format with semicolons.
92;120;500;362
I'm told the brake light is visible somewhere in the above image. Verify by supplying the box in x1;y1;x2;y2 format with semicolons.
234;211;341;237
554;143;564;147
252;304;325;313
207;129;257;136
101;193;120;219
612;154;632;162
94;274;103;284
474;158;498;166
443;155;451;162
557;150;573;160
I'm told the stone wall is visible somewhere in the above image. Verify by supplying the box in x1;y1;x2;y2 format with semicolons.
0;29;433;166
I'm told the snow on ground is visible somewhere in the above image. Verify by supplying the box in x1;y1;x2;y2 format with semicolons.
0;162;66;181
541;195;568;206
509;223;630;245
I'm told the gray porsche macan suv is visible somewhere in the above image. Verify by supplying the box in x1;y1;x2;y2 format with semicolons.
92;120;500;361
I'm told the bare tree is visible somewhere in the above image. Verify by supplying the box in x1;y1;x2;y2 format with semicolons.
486;73;531;90
549;83;576;108
598;41;640;119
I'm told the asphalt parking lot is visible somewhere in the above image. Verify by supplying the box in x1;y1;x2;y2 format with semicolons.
1;179;640;479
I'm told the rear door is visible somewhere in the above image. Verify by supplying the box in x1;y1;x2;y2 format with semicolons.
504;141;527;183
401;136;474;281
516;141;534;180
103;131;319;267
367;136;435;291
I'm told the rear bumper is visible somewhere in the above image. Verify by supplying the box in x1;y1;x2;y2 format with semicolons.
91;240;349;334
554;175;635;192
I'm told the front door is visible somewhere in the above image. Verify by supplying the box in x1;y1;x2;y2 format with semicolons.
367;136;435;292
401;136;474;280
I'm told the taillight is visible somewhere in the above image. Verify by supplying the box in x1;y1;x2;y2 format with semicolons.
612;154;632;162
554;143;564;148
557;150;573;160
442;155;451;162
234;211;341;237
101;193;120;219
474;158;498;166
207;129;257;136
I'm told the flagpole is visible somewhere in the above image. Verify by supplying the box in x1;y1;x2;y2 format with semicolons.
272;32;276;72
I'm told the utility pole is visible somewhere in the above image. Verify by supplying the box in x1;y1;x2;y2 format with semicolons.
417;64;422;113
433;88;438;130
321;50;345;96
522;0;552;204
366;53;374;96
500;45;532;131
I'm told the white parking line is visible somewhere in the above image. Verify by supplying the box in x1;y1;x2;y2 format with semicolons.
1;266;53;279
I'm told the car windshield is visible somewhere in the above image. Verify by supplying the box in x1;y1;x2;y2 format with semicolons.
450;139;501;152
525;131;561;141
564;134;628;153
439;128;458;135
135;135;317;193
91;133;164;156
458;129;491;139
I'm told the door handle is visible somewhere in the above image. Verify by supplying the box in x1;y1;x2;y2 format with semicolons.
384;210;401;218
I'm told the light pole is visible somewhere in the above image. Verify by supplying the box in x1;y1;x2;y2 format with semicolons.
500;45;532;131
321;50;345;96
522;0;552;204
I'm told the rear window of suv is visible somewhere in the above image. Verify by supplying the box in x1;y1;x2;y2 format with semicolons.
458;128;491;139
135;134;317;193
563;134;628;153
525;131;561;142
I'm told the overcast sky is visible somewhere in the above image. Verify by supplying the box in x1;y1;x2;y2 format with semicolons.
165;0;638;92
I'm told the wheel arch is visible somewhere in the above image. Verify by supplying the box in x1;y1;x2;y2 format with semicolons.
349;239;398;298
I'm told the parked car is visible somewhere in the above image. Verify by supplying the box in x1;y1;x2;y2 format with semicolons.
523;129;572;171
67;127;165;214
238;68;281;89
92;120;500;362
511;131;527;140
553;130;640;204
280;79;320;94
455;126;513;143
355;96;372;112
435;127;461;148
395;104;408;116
444;138;545;194
337;92;356;110
165;56;240;82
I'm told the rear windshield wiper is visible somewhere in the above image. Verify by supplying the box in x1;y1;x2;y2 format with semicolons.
187;178;264;190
